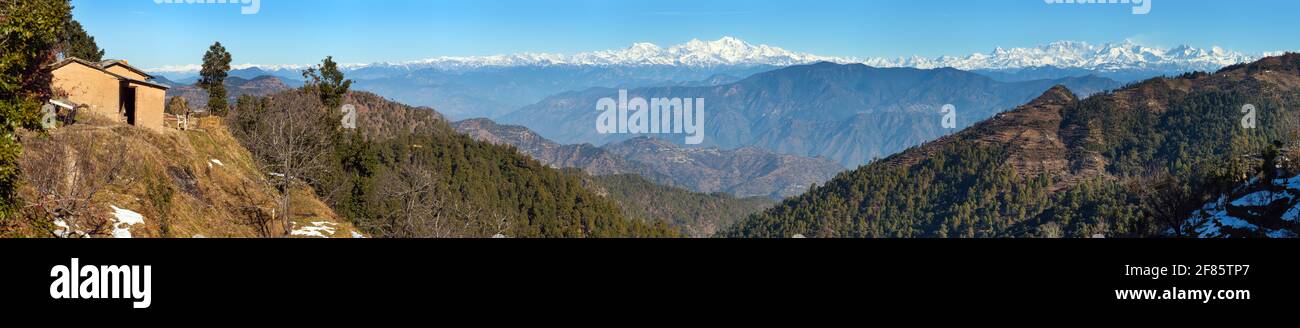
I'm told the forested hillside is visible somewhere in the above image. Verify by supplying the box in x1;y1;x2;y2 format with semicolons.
227;89;677;238
724;54;1300;238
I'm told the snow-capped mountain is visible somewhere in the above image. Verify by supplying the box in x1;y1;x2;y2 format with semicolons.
145;62;368;78
146;37;1277;76
141;37;1286;123
144;37;841;77
863;40;1261;72
363;36;851;70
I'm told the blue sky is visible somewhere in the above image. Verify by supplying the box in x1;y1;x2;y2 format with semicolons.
72;0;1300;69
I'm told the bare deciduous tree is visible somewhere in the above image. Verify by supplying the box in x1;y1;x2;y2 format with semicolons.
363;160;510;238
233;91;338;237
1037;221;1063;238
1130;171;1197;238
18;135;131;238
1277;111;1300;174
369;162;457;237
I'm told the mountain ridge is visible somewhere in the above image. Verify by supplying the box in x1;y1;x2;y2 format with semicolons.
724;53;1300;238
454;118;843;199
500;62;1122;167
162;75;293;111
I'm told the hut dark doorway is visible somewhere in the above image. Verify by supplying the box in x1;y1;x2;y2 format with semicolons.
122;85;137;125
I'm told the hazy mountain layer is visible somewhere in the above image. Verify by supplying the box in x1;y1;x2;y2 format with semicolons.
502;62;1121;167
454;118;842;199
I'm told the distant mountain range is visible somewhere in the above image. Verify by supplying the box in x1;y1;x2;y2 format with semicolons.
148;37;1273;76
378;36;846;70
500;62;1121;167
160;75;293;110
145;37;1276;121
347;64;774;120
155;67;306;87
866;41;1260;74
147;37;837;76
454;118;842;199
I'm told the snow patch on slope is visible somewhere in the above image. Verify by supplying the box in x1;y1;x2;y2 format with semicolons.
1231;190;1294;207
52;219;80;238
110;205;146;238
1186;174;1300;238
291;221;338;238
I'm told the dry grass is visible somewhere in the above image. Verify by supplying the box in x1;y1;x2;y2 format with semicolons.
12;112;361;238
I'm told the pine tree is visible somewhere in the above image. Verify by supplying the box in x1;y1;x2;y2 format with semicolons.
302;56;352;110
60;19;102;61
199;42;232;116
